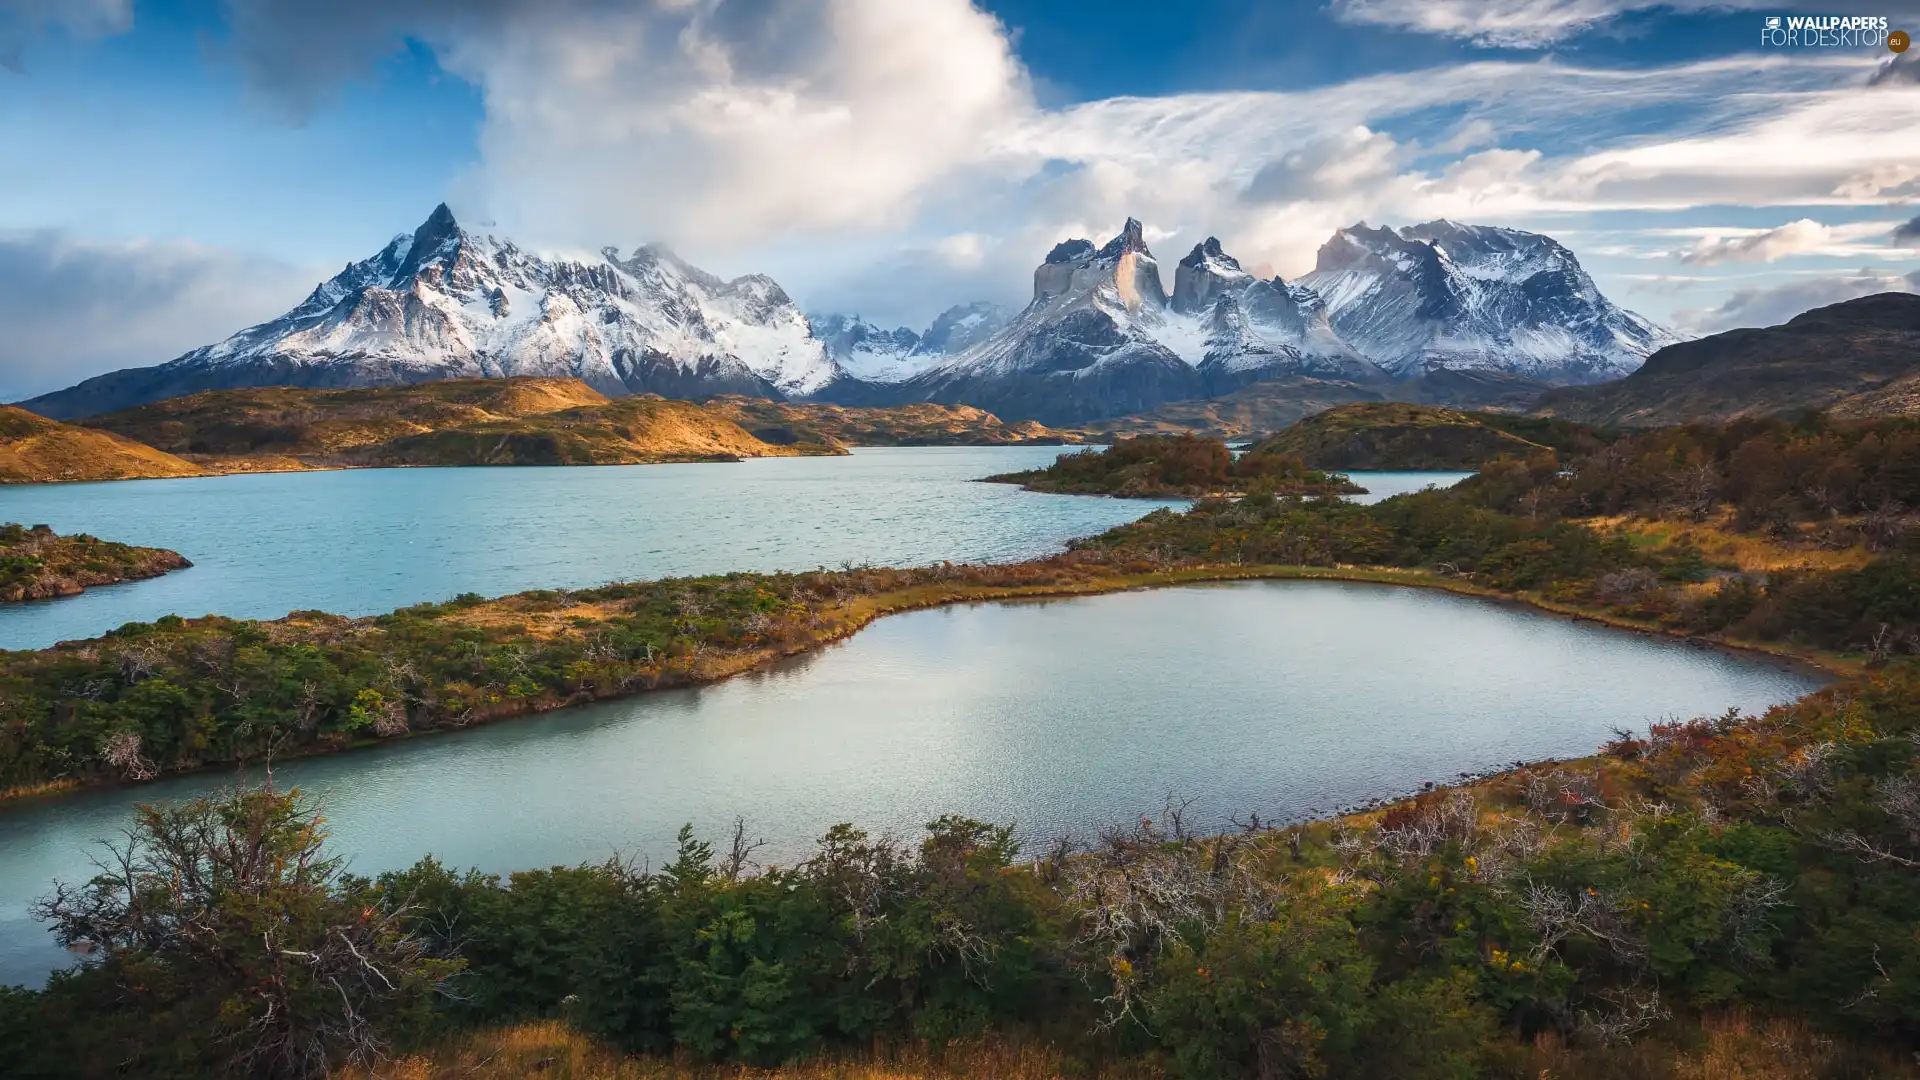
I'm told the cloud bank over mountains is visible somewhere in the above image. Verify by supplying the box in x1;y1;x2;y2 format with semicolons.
196;1;1919;321
0;0;1915;395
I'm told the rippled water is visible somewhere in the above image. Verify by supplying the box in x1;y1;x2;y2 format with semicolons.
0;447;1178;650
0;450;1466;650
0;579;1821;986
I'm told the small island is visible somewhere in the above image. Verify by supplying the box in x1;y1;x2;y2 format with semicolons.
1254;401;1611;470
0;523;191;602
983;434;1366;498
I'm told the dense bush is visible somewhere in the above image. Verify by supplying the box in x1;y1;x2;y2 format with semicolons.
986;435;1362;498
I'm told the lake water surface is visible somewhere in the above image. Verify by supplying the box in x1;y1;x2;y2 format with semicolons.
0;579;1821;986
0;449;1464;650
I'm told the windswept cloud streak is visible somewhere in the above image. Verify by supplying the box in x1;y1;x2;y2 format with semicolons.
1678;219;1906;265
1326;0;1772;47
1672;268;1920;335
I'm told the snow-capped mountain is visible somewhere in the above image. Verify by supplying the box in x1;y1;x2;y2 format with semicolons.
891;220;1208;424
21;205;1676;427
808;302;1010;386
809;314;924;384
884;223;1389;423
1166;238;1383;391
22;204;838;419
1296;221;1680;384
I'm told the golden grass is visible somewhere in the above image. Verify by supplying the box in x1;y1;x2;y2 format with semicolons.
1594;515;1877;574
361;1013;1919;1080
362;1021;1157;1080
1519;1011;1920;1080
0;406;205;484
0;776;83;802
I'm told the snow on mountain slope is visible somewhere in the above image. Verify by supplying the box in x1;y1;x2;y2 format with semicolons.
808;302;1011;386
22;204;836;419
890;220;1205;424
1167;238;1383;390
1296;220;1679;384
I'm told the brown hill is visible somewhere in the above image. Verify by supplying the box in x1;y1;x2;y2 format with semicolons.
82;378;831;469
357;396;830;466
0;405;204;484
1252;402;1609;470
1537;292;1920;427
702;396;1078;447
84;377;612;458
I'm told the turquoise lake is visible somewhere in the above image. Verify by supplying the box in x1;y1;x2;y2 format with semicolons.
0;451;1813;987
0;448;1464;650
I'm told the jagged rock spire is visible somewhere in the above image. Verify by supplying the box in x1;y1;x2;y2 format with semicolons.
1098;217;1151;259
396;203;464;281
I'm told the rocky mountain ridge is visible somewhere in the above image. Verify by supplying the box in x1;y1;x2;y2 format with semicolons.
19;206;1677;426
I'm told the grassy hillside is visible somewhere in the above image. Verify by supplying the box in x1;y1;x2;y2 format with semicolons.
0;405;205;484
702;395;1078;447
0;523;190;602
82;377;613;457
355;397;834;466
1083;370;1552;440
1538;292;1920;427
1253;402;1611;470
80;378;836;469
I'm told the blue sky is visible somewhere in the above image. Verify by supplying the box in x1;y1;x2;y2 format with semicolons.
0;0;1916;398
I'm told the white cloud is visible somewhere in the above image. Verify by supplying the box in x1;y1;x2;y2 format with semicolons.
932;233;988;269
1327;0;1770;48
16;1;1915;340
426;0;1033;253
1671;268;1920;334
1677;218;1905;265
0;231;317;400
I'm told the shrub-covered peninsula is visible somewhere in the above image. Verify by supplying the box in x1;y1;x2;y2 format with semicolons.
0;524;190;603
7;413;1919;802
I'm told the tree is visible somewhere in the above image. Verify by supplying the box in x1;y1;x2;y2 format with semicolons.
33;784;456;1079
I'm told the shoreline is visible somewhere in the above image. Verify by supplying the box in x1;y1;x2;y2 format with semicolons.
0;561;1851;810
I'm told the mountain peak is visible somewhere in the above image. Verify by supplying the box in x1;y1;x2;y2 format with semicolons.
1099;217;1151;259
1180;237;1240;270
1044;238;1096;265
395;202;466;280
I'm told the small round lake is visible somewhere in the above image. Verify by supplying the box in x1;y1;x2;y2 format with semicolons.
0;579;1822;986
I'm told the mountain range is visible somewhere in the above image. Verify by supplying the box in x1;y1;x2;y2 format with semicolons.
20;206;1678;424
